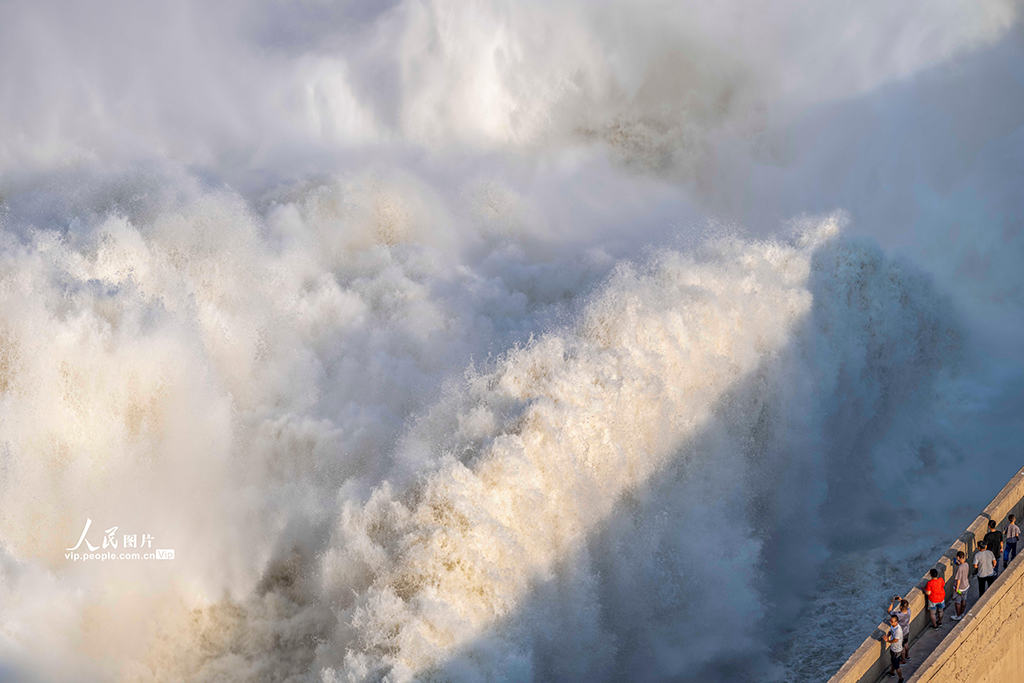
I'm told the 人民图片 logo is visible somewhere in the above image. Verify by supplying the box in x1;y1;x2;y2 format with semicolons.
65;518;175;562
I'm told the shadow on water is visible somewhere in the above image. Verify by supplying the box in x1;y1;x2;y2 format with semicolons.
368;237;964;683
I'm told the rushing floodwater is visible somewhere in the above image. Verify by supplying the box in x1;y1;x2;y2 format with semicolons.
1;1;1023;681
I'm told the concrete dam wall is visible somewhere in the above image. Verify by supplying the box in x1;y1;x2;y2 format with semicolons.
912;552;1024;682
828;466;1024;683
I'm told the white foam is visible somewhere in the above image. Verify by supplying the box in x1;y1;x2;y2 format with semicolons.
0;1;1022;681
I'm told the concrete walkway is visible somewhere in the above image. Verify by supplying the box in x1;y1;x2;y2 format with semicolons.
874;570;996;681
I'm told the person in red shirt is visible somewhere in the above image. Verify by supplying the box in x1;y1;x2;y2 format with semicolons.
925;568;946;628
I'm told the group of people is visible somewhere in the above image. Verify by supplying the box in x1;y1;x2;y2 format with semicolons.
882;515;1021;683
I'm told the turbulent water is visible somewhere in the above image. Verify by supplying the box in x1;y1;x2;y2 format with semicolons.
1;1;1023;682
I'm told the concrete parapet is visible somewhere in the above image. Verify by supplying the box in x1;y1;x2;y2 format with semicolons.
911;547;1024;682
828;466;1024;683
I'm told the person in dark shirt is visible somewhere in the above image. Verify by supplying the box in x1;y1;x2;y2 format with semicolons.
983;519;1004;573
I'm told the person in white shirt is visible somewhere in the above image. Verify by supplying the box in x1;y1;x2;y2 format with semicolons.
974;541;998;596
1004;514;1020;567
886;596;912;661
885;614;905;682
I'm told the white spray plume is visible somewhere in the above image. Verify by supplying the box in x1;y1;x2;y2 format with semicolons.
0;1;1022;682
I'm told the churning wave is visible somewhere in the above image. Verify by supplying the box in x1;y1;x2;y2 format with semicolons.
0;203;964;682
1;1;1022;682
